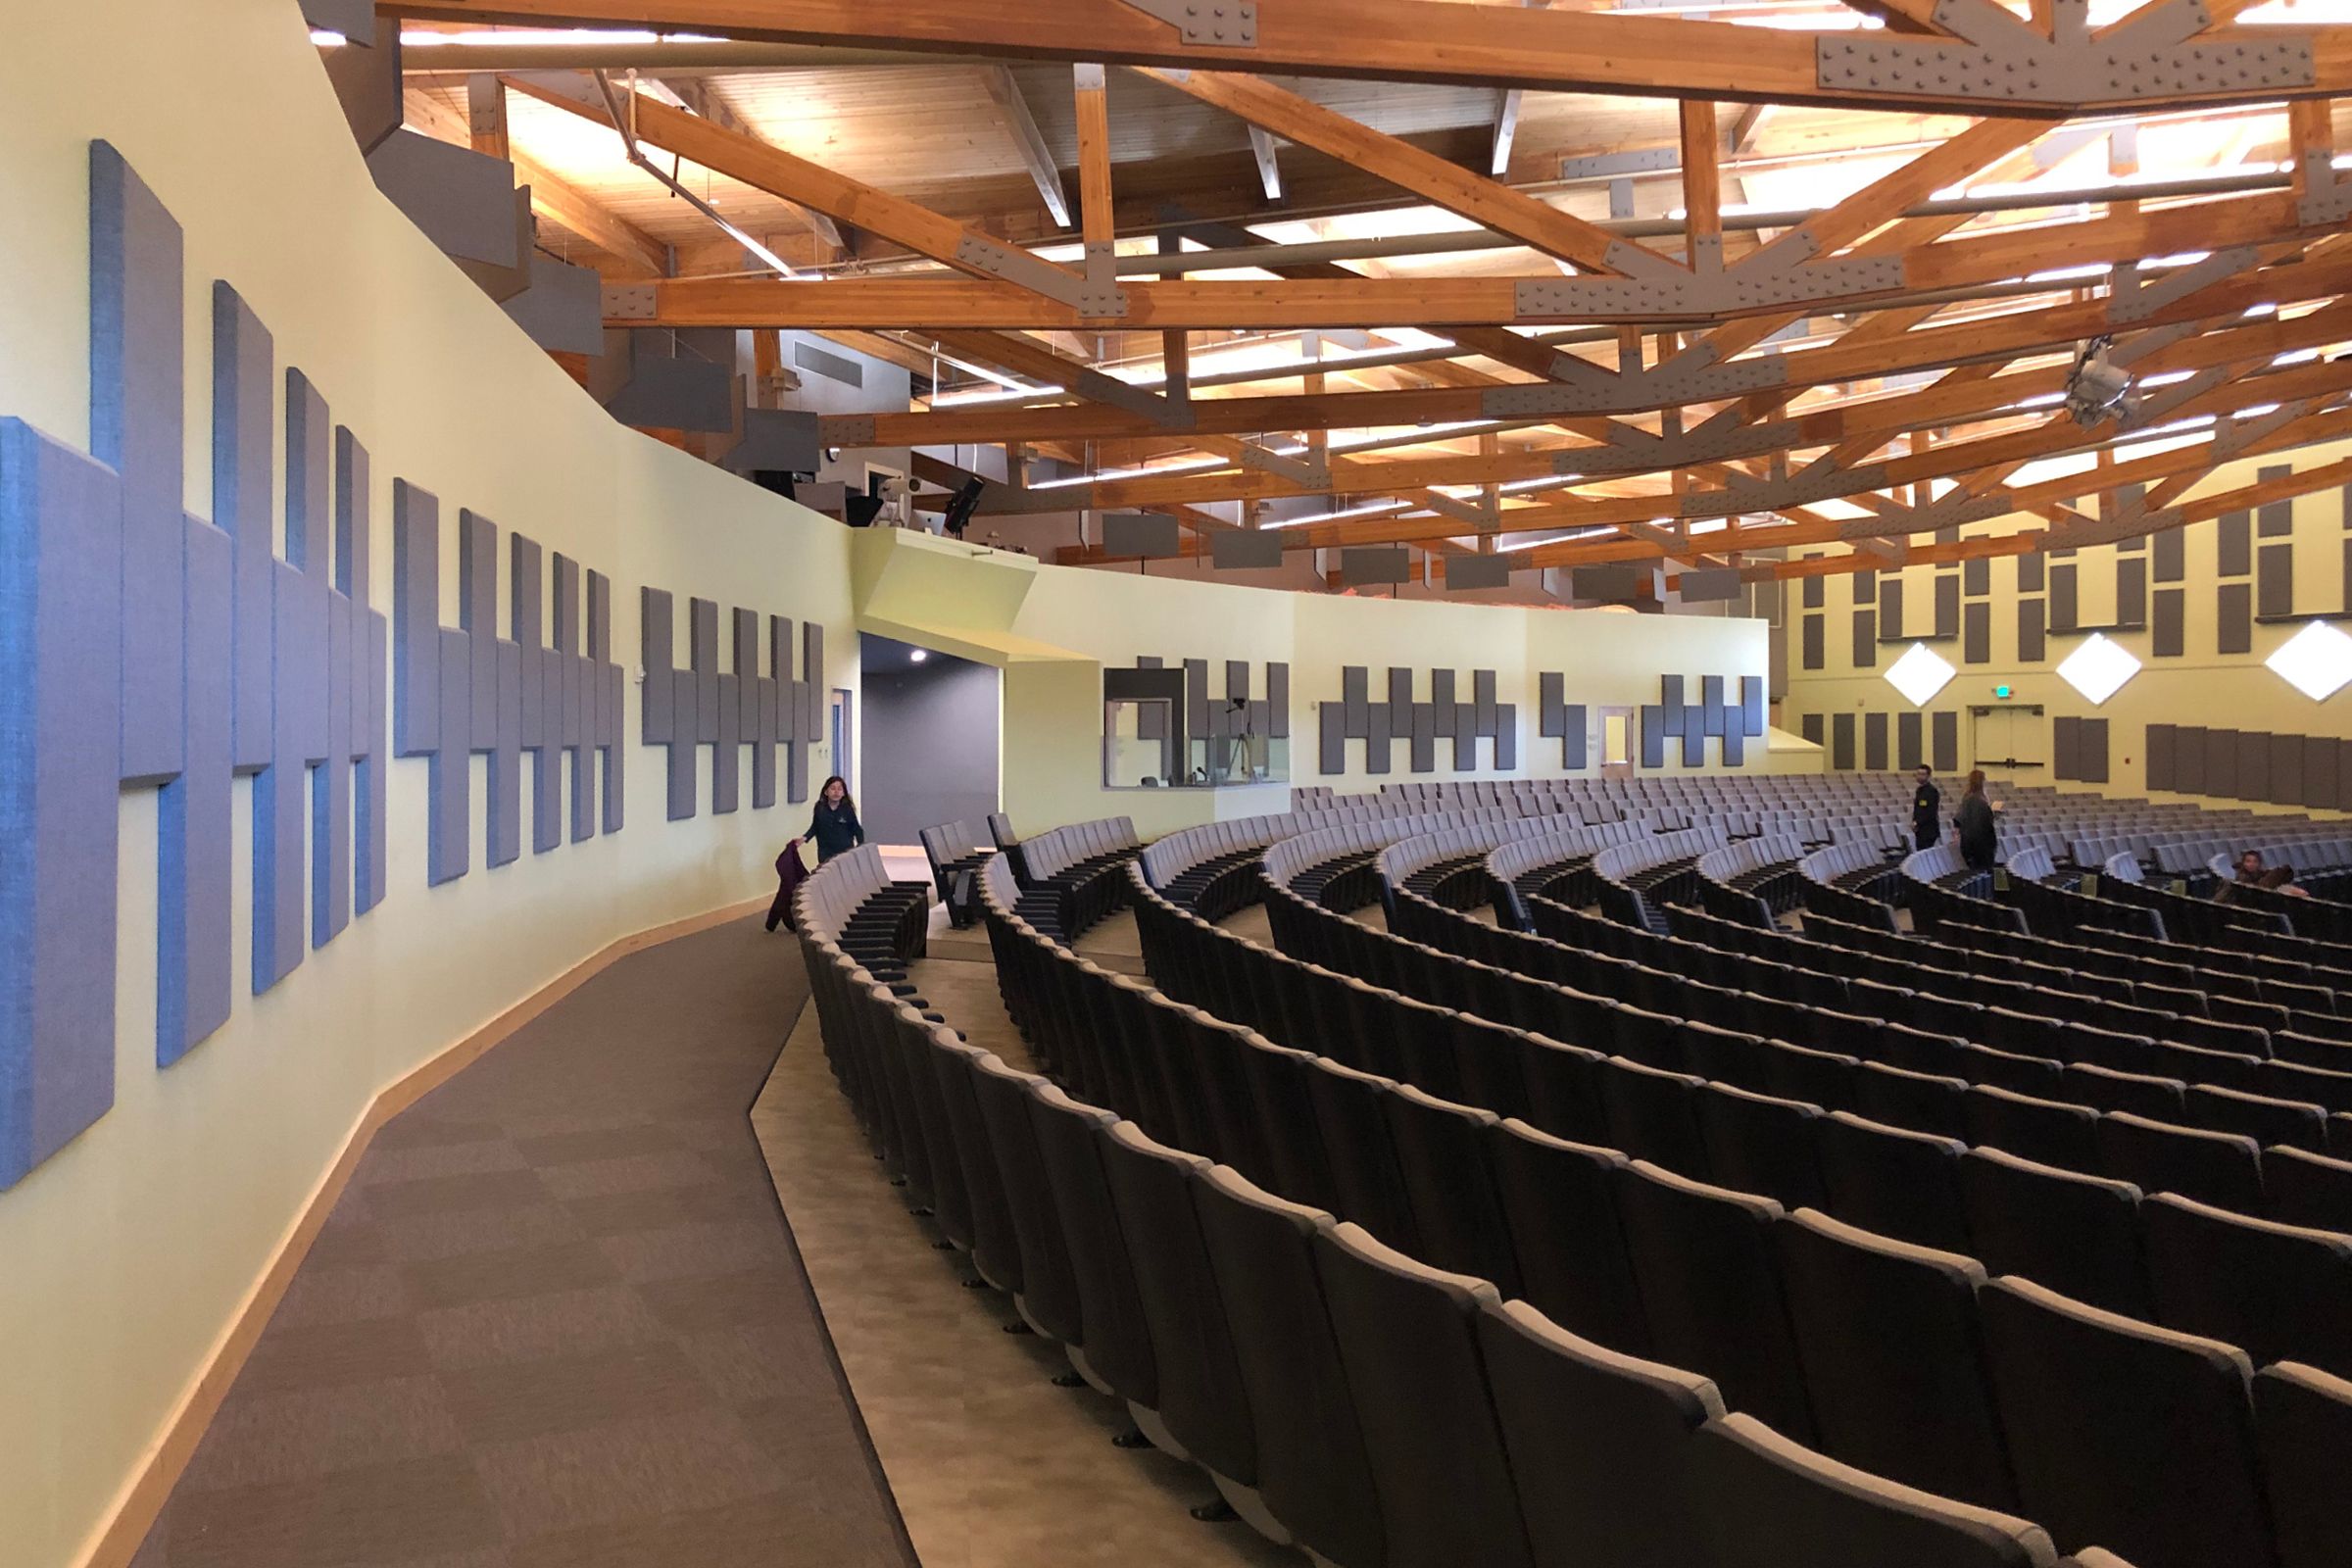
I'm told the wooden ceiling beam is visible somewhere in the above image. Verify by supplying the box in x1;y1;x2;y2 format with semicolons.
384;0;2350;113
979;64;1072;228
661;74;848;254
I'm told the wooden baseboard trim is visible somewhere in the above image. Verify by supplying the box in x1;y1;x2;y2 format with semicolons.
74;894;772;1568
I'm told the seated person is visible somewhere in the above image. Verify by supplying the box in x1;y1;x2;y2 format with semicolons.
2263;864;2312;899
2235;849;2268;885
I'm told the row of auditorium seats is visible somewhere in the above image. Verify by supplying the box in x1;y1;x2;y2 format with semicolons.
1005;817;1141;940
1116;832;2349;1568
917;819;996;927
805;843;2157;1568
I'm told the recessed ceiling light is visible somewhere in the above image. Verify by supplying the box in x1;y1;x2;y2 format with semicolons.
909;649;929;664
2266;620;2352;701
1883;642;1956;707
2055;632;2141;706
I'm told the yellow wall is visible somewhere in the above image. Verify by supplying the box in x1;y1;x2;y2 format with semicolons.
0;7;856;1565
1782;448;2352;809
855;531;1775;837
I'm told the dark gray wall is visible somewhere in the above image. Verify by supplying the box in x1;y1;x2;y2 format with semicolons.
858;635;1000;844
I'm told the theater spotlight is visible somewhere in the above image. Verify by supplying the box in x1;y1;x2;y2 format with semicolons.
2063;336;2132;427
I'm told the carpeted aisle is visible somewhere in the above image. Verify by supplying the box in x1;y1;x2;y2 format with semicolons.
133;917;916;1568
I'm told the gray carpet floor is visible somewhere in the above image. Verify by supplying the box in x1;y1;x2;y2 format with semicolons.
132;917;916;1568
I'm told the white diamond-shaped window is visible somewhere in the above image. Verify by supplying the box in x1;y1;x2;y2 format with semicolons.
2055;632;2142;707
1883;642;1956;707
2266;620;2352;702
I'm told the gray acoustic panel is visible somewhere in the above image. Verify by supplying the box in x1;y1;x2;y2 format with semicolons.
1878;577;1902;640
1802;571;1825;610
1267;662;1290;738
1364;702;1392;774
2146;723;2175;792
2258;542;2294;618
1410;701;1436;772
1538;671;1566;736
2217;581;2253;656
1854;569;1877;603
2258;469;2294;536
793;340;863;387
1103;513;1179;558
2152;588;2184;658
602;352;736;434
501;255;606;354
2305;735;2338;811
2081;717;2109;784
1681;700;1706;764
2272;732;2303;808
1228;661;1251;705
1863;711;1888;772
1212;528;1285;569
1800;712;1824;747
1963;557;1990;597
1801;614;1824;670
1390;665;1415;715
365;130;522;270
1740;676;1766;738
2016;553;2044;594
1495;707;1518;769
1446;552;1512;590
2218;510;2252;576
1962;602;1989;665
1562;705;1588;769
1852;610;1877;668
1576;564;1652;603
2175;725;2205;794
2240;729;2269;803
1831;712;1855;771
1931;710;1959;774
1320;701;1345;774
1343;665;1368;732
722;409;822;475
2153;525;2184;583
318;15;401;151
2049;564;2078;634
2207;728;2237;800
1474;668;1498;736
2341;738;2352;812
1896;711;1923;771
1341;546;1409;586
1700;676;1726;736
1660;674;1685;715
2117;557;2146;627
2018;599;2046;663
1679;566;1741;603
301;0;377;41
2054;714;2079;781
1641;706;1668;768
1934;574;1960;640
1185;659;1210;739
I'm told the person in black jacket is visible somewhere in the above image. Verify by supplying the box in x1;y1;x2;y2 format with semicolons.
1954;769;1997;871
804;775;864;864
1911;765;1941;851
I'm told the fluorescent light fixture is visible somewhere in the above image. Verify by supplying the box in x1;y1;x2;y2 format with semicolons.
2055;632;2142;705
2266;620;2352;701
1883;642;1957;706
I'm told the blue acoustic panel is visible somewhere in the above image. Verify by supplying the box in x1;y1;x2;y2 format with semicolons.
641;586;798;819
214;285;276;773
1700;676;1726;736
0;421;124;1187
337;429;389;924
458;511;525;866
1740;675;1766;738
1640;706;1667;768
1563;705;1588;770
256;371;334;992
512;533;560;855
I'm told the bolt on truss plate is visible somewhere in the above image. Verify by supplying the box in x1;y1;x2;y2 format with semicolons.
601;283;657;320
1816;0;2313;107
2108;244;2259;323
1492;348;1788;421
954;233;1125;316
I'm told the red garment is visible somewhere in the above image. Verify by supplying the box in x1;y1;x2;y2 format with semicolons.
766;841;808;931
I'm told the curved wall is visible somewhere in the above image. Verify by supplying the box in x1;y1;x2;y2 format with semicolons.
0;6;853;1565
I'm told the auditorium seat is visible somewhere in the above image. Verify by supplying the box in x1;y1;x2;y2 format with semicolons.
1516;1035;1612;1146
968;1054;1082;1343
2254;1361;2352;1568
1180;1017;1278;1193
1694;1083;1830;1211
1303;1057;1421;1254
2093;1110;2267;1214
1815;1111;1974;1254
1958;1149;2155;1320
2060;1062;2186;1122
1188;1165;1380;1564
1599;1056;1714;1180
1096;1122;1259;1491
2142;1193;2352;1379
1382;1083;1521;1294
929;1038;1027;1295
1313;1224;1536;1568
1956;1043;2069;1098
2256;1056;2352;1115
1023;1082;1156;1412
1232;1034;1341;1214
896;1015;974;1253
1857;1061;1971;1141
1451;1012;1538;1122
1980;1276;2273;1568
2183;1083;2330;1153
1476;1298;1725;1568
1762;1039;1864;1112
1773;1209;2019;1512
1690;1414;2062;1568
1486;1118;1649;1356
1962;1085;2103;1175
1615;1160;1816;1443
2266;1144;2352;1232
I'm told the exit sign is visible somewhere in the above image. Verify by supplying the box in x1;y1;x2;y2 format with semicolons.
1992;685;2013;699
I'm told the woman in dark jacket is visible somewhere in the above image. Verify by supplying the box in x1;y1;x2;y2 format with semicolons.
1954;769;1998;872
804;775;864;864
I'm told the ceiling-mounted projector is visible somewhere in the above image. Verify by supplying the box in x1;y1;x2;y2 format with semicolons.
2064;336;2132;427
